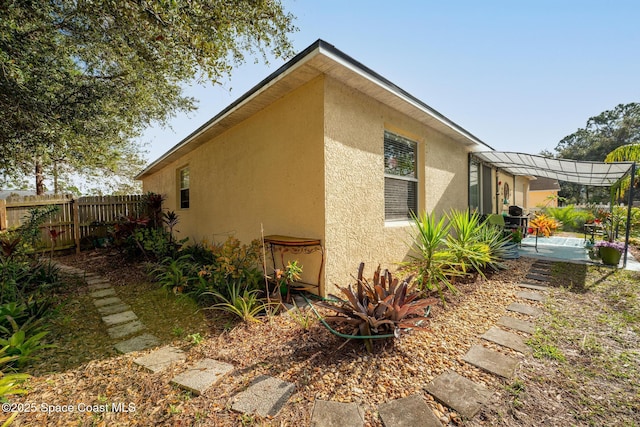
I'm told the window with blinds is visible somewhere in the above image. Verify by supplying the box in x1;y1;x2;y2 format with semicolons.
384;131;417;220
179;166;190;209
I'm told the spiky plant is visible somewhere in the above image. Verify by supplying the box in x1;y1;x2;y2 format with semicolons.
317;263;435;351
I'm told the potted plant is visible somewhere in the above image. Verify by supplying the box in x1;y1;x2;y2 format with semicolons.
594;240;625;266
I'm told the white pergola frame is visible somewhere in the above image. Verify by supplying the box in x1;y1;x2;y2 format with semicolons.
471;151;637;267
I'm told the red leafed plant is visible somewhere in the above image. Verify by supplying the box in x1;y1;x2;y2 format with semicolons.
317;263;435;350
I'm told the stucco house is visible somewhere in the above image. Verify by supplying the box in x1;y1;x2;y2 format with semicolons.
528;177;561;208
137;40;528;296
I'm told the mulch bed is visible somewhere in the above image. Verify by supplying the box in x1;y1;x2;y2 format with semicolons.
6;253;539;426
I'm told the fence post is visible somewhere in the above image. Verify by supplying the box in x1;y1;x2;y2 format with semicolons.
0;199;6;230
73;198;80;254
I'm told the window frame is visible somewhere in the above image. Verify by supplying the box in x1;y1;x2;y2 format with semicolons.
178;166;190;209
383;130;418;222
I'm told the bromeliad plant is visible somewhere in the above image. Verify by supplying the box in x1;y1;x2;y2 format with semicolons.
317;263;436;351
529;213;560;237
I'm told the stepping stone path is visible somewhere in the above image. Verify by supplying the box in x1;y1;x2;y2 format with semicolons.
55;260;299;420
481;326;531;354
516;290;546;302
311;400;364;427
525;273;552;283
420;260;552;422
463;345;518;378
231;375;296;417
135;345;185;373
52;258;555;424
425;371;492;419
507;302;542;317
52;261;159;354
171;358;234;396
114;333;160;354
518;282;548;292
378;394;441;427
498;316;535;334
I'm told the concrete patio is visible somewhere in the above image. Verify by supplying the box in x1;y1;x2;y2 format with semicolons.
518;235;640;271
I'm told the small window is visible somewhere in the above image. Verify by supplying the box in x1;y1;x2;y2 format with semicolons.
179;167;190;209
384;131;418;220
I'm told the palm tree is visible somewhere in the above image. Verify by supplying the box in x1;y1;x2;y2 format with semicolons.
605;143;640;199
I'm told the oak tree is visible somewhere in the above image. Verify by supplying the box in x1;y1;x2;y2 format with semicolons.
0;0;296;194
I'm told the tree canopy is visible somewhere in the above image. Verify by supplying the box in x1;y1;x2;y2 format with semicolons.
555;103;640;161
553;103;640;203
0;0;296;194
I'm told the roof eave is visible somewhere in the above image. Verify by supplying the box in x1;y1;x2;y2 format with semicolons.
137;39;494;179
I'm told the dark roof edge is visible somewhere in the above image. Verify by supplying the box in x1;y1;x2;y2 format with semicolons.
137;39;493;179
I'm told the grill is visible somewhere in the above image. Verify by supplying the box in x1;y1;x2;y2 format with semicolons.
509;205;524;217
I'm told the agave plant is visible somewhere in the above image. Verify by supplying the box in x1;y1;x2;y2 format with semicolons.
317;263;436;351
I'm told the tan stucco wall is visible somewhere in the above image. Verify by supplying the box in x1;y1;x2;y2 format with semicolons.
529;190;558;208
143;75;478;297
142;77;326;286
322;77;471;294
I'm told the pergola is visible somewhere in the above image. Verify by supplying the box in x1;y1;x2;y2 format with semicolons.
472;151;637;267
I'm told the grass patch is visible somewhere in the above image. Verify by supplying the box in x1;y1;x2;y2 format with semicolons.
30;279;210;375
550;262;588;292
523;266;640;425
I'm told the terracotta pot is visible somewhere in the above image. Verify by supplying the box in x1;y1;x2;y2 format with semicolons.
599;246;622;266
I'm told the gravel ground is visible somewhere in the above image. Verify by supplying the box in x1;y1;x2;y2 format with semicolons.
3;251;541;426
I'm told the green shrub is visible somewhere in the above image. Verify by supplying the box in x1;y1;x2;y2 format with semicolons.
205;281;271;324
0;312;52;369
446;209;494;276
544;205;592;232
475;222;513;270
186;237;263;301
150;255;198;294
0;345;30;410
149;236;264;306
404;211;462;299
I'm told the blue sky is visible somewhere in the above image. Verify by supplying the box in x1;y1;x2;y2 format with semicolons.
140;0;640;162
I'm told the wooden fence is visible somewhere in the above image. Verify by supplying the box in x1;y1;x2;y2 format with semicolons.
0;194;144;253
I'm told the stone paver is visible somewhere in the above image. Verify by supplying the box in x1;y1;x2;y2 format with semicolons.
378;394;441;427
532;260;553;267
463;345;518;378
86;277;110;285
107;320;146;339
172;359;234;396
102;310;137;326
87;282;113;291
114;333;160;353
516;290;546;302
98;303;131;316
93;296;123;307
424;371;493;419
507;302;542;317
231;375;295;417
481;326;531;354
525;273;552;283
311;400;363;427
134;346;185;373
518;283;548;292
530;268;552;276
90;288;116;299
498;316;535;334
